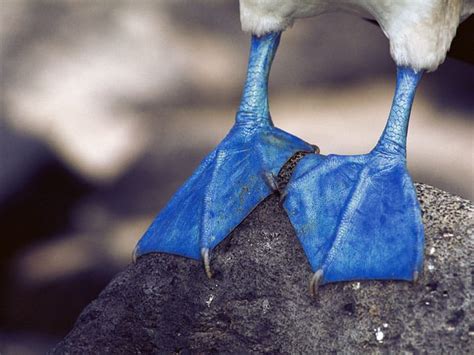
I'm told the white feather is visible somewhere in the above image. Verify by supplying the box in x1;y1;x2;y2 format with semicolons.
240;0;474;71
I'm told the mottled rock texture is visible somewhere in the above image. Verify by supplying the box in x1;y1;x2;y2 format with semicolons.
52;159;473;353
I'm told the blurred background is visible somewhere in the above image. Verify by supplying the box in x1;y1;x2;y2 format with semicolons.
1;1;472;353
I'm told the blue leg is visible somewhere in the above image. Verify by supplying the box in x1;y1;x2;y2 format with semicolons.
284;67;424;293
134;32;314;275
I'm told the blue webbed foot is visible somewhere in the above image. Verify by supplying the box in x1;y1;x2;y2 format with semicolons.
134;32;314;275
285;148;424;291
135;122;312;268
284;66;425;291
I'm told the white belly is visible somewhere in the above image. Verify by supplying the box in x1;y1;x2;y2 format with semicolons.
240;0;474;71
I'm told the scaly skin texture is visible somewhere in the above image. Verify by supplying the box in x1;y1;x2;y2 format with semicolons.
134;33;313;261
284;66;424;285
374;68;423;155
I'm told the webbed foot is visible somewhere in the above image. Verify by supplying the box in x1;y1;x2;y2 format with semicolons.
284;66;424;288
285;148;424;286
134;32;314;273
135;121;312;262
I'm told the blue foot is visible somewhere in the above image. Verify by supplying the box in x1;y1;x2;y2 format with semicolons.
135;124;312;262
284;67;424;291
134;32;314;274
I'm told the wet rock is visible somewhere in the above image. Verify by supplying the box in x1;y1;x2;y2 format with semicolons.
52;182;473;353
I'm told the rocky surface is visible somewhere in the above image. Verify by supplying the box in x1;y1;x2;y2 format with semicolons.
52;168;473;353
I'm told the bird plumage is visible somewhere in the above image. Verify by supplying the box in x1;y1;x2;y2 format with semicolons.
240;0;474;71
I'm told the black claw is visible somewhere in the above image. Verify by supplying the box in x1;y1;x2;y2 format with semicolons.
311;144;320;154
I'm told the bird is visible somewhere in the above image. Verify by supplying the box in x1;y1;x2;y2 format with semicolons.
134;0;473;291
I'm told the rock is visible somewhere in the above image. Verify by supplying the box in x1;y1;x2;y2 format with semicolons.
52;170;473;353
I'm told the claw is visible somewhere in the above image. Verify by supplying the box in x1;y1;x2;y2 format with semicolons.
201;248;213;279
263;171;279;191
279;188;288;204
413;271;419;284
132;245;138;263
311;144;320;155
309;269;324;297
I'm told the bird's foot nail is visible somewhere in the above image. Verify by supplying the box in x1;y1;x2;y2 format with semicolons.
311;144;320;154
132;246;138;263
412;271;420;285
309;269;324;297
201;248;213;279
263;171;279;191
279;189;288;205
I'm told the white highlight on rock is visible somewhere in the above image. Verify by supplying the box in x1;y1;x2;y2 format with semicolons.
206;295;214;307
375;327;385;342
352;282;361;290
262;299;270;313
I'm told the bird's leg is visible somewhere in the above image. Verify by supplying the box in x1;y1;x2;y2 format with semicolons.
373;66;423;157
284;66;424;291
134;32;314;276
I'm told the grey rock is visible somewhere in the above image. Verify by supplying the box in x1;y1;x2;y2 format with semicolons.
52;165;473;353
